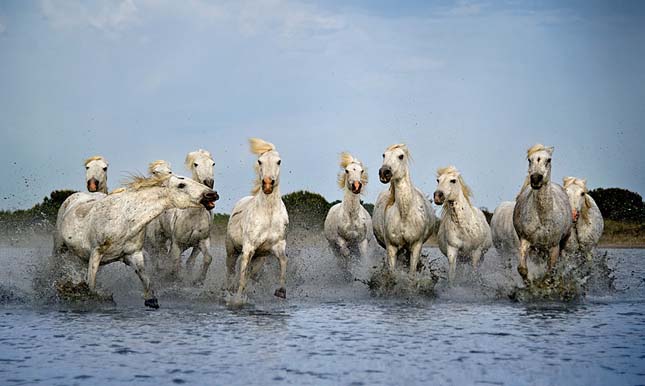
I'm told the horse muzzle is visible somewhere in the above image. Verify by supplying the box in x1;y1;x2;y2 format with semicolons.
203;178;214;189
530;173;544;189
433;190;445;205
87;178;100;192
262;177;275;195
572;209;579;223
350;181;362;194
379;166;392;184
200;190;219;210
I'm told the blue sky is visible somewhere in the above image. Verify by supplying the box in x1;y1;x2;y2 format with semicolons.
1;0;644;213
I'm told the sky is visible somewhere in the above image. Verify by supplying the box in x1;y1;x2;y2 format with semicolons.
1;0;644;214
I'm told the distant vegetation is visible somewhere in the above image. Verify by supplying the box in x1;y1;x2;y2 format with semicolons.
0;190;76;234
1;187;644;247
588;188;645;223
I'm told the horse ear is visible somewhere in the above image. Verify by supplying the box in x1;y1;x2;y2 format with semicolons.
546;146;554;155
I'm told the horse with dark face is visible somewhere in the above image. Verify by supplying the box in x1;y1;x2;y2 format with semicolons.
513;144;572;284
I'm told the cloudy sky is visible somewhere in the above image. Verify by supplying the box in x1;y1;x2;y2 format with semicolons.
1;0;644;213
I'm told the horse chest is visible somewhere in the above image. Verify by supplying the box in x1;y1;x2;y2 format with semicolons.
339;217;365;241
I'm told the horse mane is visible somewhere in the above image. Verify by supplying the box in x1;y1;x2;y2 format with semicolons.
125;174;170;191
184;149;212;170
249;138;276;155
84;155;107;166
337;152;368;189
436;166;473;206
148;160;172;175
527;143;554;157
386;143;411;161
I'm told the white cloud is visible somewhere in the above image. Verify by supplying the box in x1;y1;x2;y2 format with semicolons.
40;0;138;34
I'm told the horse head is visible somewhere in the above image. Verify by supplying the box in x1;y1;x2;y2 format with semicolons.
84;156;108;193
186;149;215;189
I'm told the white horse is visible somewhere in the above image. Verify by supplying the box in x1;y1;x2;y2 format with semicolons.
147;150;217;284
324;152;372;265
563;177;604;260
373;144;436;274
226;138;289;302
55;174;219;308
513;144;572;283
53;156;109;255
433;166;492;283
84;156;109;193
490;201;519;267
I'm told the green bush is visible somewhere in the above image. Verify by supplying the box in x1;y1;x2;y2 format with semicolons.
588;187;645;223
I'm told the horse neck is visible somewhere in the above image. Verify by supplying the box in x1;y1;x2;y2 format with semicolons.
100;177;108;194
123;188;172;234
444;190;476;226
343;188;361;219
253;185;282;212
532;182;553;217
392;172;414;218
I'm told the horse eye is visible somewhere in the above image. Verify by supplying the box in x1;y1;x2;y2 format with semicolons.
212;162;215;166
382;154;385;158
546;158;551;164
537;157;541;162
345;170;349;174
398;154;404;160
436;179;439;183
258;160;262;165
450;179;456;184
580;192;585;196
178;183;186;189
277;160;281;165
103;167;107;171
194;163;198;167
85;166;89;170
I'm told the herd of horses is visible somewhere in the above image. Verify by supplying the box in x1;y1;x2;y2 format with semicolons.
52;139;604;308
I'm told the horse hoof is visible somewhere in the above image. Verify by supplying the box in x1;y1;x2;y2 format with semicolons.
274;287;286;299
145;298;159;309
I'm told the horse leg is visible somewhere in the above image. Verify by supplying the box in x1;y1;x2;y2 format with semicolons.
234;244;255;300
124;251;159;309
408;242;423;276
471;248;483;270
86;249;102;291
386;244;398;272
225;244;237;292
336;238;350;258
168;240;182;279
272;240;288;299
518;239;530;284
358;238;369;260
185;247;201;275
547;245;559;273
194;238;213;286
447;246;458;284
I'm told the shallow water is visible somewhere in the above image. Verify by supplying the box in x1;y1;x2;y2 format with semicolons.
1;237;644;385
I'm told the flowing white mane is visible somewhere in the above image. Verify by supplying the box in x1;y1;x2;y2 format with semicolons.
125;174;170;191
84;155;107;166
249;138;276;155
